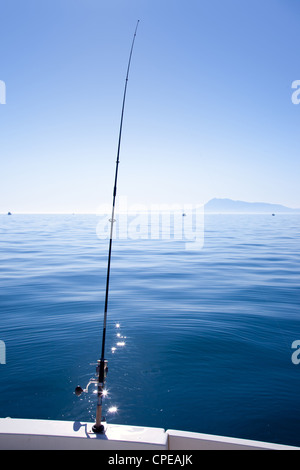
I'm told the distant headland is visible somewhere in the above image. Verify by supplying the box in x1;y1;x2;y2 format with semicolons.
204;198;300;214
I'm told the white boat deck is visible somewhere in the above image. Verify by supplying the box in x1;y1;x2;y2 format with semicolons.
0;418;298;450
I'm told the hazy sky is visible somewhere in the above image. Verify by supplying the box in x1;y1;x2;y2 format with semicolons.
1;0;300;213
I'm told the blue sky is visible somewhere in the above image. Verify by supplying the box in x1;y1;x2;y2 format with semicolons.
1;0;300;213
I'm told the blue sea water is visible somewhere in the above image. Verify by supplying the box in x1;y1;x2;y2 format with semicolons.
0;213;300;447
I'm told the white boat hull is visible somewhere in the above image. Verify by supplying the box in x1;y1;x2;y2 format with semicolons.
0;418;298;450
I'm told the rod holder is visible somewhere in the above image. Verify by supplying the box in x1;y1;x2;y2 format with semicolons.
92;384;105;434
75;359;108;434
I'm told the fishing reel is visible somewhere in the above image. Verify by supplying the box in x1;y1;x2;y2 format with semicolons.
75;359;108;397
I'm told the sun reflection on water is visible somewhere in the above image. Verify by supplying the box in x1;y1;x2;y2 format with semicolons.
108;406;118;414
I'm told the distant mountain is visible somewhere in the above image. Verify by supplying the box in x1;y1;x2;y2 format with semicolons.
204;198;300;213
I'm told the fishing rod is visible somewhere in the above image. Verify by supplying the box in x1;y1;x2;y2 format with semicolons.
75;20;140;434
